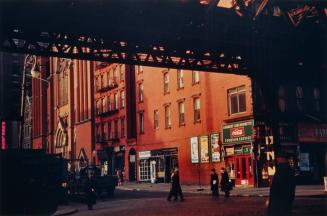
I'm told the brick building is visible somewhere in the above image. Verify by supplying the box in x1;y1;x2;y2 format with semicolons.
32;57;95;167
132;66;255;186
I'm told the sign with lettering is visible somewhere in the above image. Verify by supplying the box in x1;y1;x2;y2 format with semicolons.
190;137;199;163
139;151;151;159
298;123;327;143
200;136;209;163
222;120;254;144
210;133;221;162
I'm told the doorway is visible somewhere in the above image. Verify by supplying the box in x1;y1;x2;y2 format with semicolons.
129;148;136;181
235;154;254;186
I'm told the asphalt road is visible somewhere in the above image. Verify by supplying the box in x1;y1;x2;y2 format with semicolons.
71;190;326;216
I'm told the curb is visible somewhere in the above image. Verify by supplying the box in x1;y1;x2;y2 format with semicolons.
53;208;78;216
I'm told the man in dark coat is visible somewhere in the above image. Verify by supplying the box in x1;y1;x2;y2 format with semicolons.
267;153;296;216
220;168;231;197
84;174;97;210
210;168;219;197
167;168;184;201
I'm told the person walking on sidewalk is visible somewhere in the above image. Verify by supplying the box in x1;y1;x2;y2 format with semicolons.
167;168;184;201
210;168;219;197
220;168;231;197
267;152;296;216
84;174;97;210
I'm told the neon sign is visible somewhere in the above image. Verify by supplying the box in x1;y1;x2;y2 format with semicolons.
1;121;6;149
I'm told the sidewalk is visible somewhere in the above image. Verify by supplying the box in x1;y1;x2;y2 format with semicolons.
118;182;326;197
52;205;78;216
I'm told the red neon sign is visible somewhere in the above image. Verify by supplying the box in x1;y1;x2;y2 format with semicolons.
1;121;6;149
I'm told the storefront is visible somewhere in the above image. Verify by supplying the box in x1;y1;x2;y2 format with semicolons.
138;148;178;183
298;123;327;184
222;120;255;187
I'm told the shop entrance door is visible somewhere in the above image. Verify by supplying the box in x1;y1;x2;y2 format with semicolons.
235;154;254;186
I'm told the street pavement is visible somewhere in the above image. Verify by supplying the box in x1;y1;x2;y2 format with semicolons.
53;184;326;216
118;182;326;197
62;190;326;216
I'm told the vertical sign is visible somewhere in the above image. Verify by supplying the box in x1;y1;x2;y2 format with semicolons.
200;136;209;163
190;137;199;163
1;121;6;150
211;133;221;162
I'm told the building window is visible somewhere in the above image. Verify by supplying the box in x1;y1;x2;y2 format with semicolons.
121;118;125;138
313;88;321;112
193;98;201;122
278;86;287;112
139;112;144;134
58;69;68;106
101;123;105;141
96;100;101;115
119;65;125;82
96;124;100;142
120;90;125;108
107;95;111;111
164;72;169;94
139;160;150;181
101;98;106;113
137;65;143;74
165;105;171;128
95;76;99;91
114;93;118;110
113;67;118;83
139;83;144;102
154;110;159;129
177;69;184;89
114;120;118;139
192;70;200;84
295;86;304;112
228;86;246;115
100;75;104;89
108;121;112;140
179;101;185;126
107;70;111;86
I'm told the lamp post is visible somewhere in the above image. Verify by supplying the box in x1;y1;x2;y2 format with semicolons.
19;55;37;150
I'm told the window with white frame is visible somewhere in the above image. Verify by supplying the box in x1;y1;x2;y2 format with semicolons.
164;72;169;94
139;159;150;181
114;93;118;110
119;65;125;81
192;70;200;84
101;97;106;113
139;83;144;102
139;112;144;134
228;86;246;115
120;90;125;108
296;86;304;112
154;110;159;129
113;67;118;82
177;69;184;89
107;95;111;111
193;98;201;122
165;105;171;128
137;65;143;74
179;101;185;126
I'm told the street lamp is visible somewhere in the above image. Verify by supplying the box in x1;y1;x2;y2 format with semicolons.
20;55;37;150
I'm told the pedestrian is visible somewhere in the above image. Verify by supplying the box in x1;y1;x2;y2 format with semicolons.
210;168;219;197
84;174;96;210
167;168;184;201
220;167;231;197
267;152;296;216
